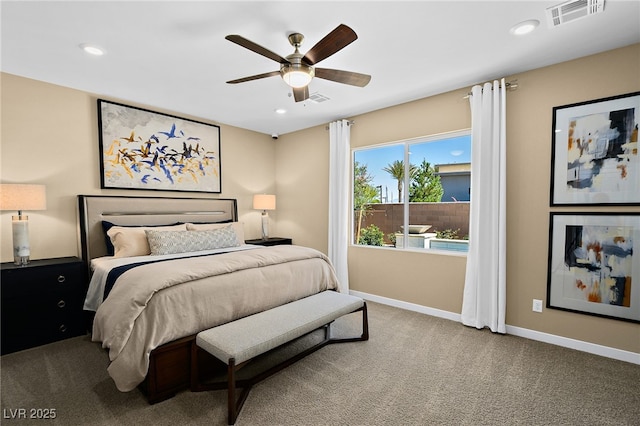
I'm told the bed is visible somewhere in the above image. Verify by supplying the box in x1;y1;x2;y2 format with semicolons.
78;195;340;403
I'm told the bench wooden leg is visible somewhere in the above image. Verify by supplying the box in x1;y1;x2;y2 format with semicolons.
362;302;369;340
227;358;253;425
228;359;236;424
327;302;369;344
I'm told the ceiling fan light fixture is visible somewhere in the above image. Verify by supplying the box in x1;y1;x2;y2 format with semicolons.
281;64;314;88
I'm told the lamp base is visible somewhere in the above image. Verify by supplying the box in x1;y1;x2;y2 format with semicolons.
12;214;31;266
261;211;269;240
14;255;30;266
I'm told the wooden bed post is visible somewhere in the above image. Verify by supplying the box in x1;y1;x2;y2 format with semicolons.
190;338;199;391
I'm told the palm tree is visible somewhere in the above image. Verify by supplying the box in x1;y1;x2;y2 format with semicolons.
383;160;416;203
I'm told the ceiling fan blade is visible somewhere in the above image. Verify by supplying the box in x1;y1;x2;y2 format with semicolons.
302;24;357;65
314;68;371;87
225;35;290;64
226;70;281;84
293;86;309;102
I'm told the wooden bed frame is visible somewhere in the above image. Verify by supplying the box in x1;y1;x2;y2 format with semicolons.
78;195;238;403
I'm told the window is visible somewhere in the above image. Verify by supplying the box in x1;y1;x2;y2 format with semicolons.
353;130;471;252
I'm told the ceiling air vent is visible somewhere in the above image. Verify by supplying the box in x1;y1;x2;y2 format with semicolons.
546;0;605;27
308;92;330;104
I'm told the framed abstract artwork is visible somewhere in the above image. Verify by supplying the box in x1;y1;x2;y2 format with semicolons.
547;212;640;323
98;99;221;193
550;92;640;206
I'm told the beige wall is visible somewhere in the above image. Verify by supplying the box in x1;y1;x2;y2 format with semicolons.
275;44;640;354
2;44;639;355
0;73;277;261
504;44;640;353
275;124;329;252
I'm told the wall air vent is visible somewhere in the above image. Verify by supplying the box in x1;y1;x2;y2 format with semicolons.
546;0;605;27
308;92;330;103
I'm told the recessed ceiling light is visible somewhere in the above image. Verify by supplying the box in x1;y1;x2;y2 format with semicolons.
510;19;540;36
80;43;105;56
274;108;287;114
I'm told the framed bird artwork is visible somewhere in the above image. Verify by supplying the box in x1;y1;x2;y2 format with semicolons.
98;99;221;193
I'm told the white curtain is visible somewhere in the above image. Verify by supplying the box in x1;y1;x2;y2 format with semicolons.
461;79;507;333
328;120;351;293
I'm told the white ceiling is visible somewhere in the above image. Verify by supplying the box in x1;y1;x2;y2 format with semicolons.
2;1;639;136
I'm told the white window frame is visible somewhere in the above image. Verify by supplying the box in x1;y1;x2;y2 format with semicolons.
351;129;471;255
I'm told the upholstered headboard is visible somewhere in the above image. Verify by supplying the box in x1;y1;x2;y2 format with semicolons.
78;195;238;264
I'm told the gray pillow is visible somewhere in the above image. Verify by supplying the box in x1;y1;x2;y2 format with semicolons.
145;226;240;255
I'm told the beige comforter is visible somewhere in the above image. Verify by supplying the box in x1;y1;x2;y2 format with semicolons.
92;245;340;392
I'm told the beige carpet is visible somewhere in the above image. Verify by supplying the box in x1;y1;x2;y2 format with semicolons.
1;301;639;425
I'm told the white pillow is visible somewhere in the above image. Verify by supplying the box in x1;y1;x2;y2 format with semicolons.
146;226;241;255
186;222;245;244
107;223;187;258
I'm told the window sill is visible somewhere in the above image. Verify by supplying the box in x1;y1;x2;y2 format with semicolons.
350;243;468;257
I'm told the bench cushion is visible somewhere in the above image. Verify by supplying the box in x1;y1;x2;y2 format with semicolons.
196;291;364;365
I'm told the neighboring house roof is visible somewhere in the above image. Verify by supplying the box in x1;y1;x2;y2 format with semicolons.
436;163;471;174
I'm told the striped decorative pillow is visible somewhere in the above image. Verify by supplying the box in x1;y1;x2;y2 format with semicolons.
145;226;240;255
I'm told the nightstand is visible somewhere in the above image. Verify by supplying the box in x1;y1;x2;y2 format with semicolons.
245;237;293;246
1;257;87;355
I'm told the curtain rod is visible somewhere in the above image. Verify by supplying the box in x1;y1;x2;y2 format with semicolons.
463;80;518;99
325;120;355;130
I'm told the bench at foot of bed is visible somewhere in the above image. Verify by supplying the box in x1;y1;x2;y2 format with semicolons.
190;290;369;425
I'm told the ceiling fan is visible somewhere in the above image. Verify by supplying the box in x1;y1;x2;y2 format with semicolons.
225;24;371;102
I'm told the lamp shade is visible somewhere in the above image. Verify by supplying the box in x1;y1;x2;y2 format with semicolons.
253;194;276;211
0;184;47;212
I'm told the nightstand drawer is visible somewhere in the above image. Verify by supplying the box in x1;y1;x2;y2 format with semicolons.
1;296;84;352
1;259;84;298
1;257;87;354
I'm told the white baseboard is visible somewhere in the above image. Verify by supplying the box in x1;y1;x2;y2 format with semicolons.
350;290;640;365
350;290;462;322
505;325;640;365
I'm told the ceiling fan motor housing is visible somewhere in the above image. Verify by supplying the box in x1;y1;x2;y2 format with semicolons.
287;32;305;48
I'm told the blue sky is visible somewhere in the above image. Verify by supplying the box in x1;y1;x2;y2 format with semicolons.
354;134;471;202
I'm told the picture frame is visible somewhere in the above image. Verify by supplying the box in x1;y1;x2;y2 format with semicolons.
98;99;221;193
547;212;640;323
550;91;640;206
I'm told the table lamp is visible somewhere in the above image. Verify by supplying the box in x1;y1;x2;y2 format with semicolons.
0;184;47;265
253;194;276;240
